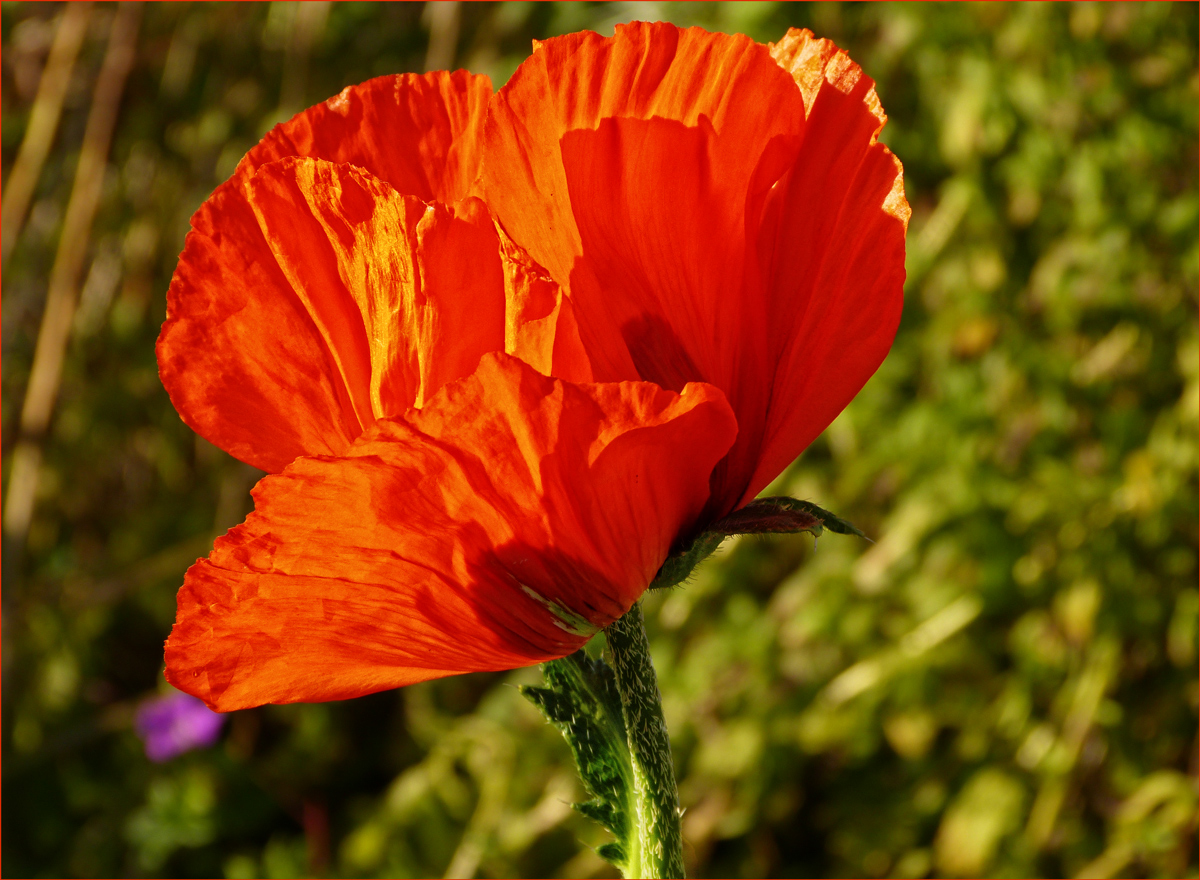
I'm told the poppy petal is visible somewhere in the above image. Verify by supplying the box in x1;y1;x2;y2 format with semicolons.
158;71;492;473
245;158;508;417
165;353;737;711
483;23;804;294
481;22;808;511
496;223;593;384
157;177;361;471
158;158;509;472
742;29;909;503
239;70;491;204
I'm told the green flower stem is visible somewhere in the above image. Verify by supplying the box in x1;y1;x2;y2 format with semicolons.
605;602;685;879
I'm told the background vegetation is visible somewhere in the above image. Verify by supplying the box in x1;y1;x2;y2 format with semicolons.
2;2;1197;877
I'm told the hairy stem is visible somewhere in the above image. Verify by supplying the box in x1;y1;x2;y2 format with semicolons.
606;602;685;879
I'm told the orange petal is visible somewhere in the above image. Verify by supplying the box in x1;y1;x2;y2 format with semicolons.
744;30;909;502
483;23;804;290
165;353;737;710
159;71;492;473
481;22;808;512
239;70;491;204
246;158;509;416
157;179;362;471
158;158;508;472
496;223;593;384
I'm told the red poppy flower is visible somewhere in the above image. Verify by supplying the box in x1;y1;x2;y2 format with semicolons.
159;25;907;711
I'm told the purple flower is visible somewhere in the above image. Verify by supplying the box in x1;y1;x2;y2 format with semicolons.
135;691;226;762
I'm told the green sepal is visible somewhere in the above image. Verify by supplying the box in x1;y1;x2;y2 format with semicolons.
521;650;635;871
646;531;724;591
648;496;866;590
752;497;868;538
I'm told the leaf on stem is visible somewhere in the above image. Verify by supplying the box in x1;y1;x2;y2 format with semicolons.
521;650;636;872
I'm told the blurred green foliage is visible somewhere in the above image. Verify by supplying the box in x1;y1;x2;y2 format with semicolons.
2;2;1197;877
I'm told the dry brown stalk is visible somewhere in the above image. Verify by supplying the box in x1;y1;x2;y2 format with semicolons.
3;3;141;544
1;2;93;269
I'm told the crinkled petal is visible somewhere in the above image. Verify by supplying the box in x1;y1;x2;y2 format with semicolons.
245;158;509;418
496;222;593;384
158;72;494;472
482;23;804;292
157;177;362;470
481;22;808;513
159;159;510;471
165;353;737;710
744;29;909;503
238;70;492;204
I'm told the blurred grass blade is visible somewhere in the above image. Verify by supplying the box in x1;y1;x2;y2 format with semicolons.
1;2;91;269
3;3;140;546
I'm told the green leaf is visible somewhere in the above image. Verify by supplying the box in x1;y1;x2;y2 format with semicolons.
649;497;867;589
521;651;635;871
